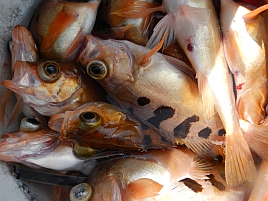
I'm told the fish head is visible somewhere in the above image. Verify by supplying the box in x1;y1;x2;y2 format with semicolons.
48;102;143;150
29;0;101;60
2;60;85;116
11;25;39;73
0;129;59;163
78;35;136;93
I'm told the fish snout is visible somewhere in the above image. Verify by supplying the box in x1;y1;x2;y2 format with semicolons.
48;113;66;134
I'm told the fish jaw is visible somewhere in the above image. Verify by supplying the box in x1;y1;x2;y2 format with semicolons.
11;25;38;72
30;0;101;60
0;129;59;164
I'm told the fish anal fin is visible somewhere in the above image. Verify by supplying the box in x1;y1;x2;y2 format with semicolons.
127;178;163;199
111;1;162;18
240;119;268;162
139;31;167;65
225;129;257;186
180;136;214;155
147;13;176;50
197;73;216;118
0;90;11;126
41;7;78;53
243;4;268;21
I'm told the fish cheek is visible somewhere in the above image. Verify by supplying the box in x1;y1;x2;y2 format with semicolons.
147;106;175;129
173;115;199;139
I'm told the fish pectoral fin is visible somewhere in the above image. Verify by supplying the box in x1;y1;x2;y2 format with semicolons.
240;119;268;162
163;55;195;77
197;73;216;118
111;1;162;18
225;129;257;186
0;90;11;126
127;178;163;199
179;136;214;155
147;13;176;50
41;6;78;53
243;4;268;21
139;31;167;65
190;156;215;180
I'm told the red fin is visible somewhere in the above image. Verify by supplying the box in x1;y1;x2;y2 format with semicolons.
64;30;84;60
243;4;268;20
41;7;78;53
139;31;167;65
111;1;162;18
6;96;24;128
127;178;163;199
93;24;134;40
0;90;11;126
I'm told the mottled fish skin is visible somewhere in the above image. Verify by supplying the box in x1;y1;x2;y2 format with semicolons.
2;59;107;117
86;147;250;201
221;0;268;125
29;0;101;60
78;36;226;152
48;102;173;150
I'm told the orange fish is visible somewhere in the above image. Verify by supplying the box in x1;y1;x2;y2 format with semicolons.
29;0;101;60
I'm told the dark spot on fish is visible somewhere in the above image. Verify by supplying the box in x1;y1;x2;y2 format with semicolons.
218;129;226;136
147;106;175;129
198;127;212;139
173;115;199;139
187;43;194;51
180;178;203;193
137;97;150;106
35;13;40;24
140;122;149;130
215;155;223;162
205;174;226;191
161;136;169;143
142;135;152;145
128;107;134;115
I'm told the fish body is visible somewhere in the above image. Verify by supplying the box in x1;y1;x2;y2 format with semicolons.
48;102;173;150
29;0;101;60
85;147;250;201
2;59;107;117
0;129;102;175
221;0;268;125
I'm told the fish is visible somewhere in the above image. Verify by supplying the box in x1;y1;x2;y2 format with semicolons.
29;0;101;60
78;34;268;186
0;128;120;175
48;102;173;150
70;147;251;201
221;0;268;125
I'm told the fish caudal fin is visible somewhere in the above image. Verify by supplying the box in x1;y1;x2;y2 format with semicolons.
197;73;216;118
242;4;268;21
127;178;163;199
240;119;268;162
225;129;257;186
111;1;162;18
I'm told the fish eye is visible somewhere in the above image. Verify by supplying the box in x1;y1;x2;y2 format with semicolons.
74;143;97;157
86;60;107;80
78;112;102;131
38;61;61;82
20;117;42;132
70;183;93;201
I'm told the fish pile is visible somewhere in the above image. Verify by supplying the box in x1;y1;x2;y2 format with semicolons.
0;0;268;200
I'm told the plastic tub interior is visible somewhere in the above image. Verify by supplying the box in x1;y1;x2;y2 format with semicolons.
0;0;55;200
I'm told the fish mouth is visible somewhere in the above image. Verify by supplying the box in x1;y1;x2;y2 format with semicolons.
1;80;33;95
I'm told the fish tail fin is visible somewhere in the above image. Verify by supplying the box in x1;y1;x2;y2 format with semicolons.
126;178;163;199
242;4;268;21
139;31;167;65
225;129;257;186
197;73;216;118
146;13;176;50
240;119;268;162
111;1;162;18
0;90;11;126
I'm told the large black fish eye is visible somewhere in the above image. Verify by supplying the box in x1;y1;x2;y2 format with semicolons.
78;111;101;131
86;60;107;80
70;183;93;201
38;61;61;82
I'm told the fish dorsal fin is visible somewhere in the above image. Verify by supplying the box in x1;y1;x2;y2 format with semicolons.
139;31;167;65
127;178;163;199
243;4;268;21
111;1;162;18
0;90;11;126
41;6;77;53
